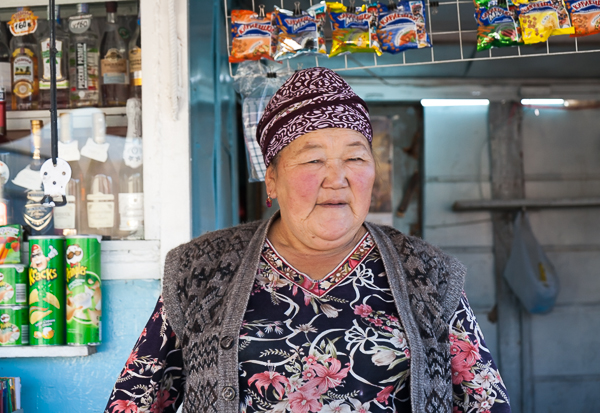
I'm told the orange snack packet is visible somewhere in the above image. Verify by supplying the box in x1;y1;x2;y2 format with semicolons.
566;0;600;37
229;9;274;63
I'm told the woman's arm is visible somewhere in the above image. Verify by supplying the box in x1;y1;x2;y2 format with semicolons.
104;296;185;413
450;292;511;413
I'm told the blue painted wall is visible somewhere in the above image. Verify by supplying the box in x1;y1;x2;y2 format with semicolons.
0;279;160;412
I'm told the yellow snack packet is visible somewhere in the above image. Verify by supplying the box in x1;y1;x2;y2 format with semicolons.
518;0;574;44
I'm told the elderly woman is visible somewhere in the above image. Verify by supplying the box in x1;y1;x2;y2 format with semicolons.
105;68;510;413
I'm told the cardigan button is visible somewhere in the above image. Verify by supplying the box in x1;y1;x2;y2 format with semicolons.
222;386;236;401
220;335;234;350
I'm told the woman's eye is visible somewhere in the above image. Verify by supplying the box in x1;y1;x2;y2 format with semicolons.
307;159;321;164
348;157;363;162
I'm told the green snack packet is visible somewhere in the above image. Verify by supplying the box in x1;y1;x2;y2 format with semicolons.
475;2;522;51
0;225;23;265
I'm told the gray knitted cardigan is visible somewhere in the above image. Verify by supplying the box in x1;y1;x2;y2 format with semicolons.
162;215;466;413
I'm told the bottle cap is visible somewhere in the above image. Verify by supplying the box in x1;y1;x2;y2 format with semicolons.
77;3;90;14
47;5;60;19
105;2;118;13
92;112;106;144
31;120;44;133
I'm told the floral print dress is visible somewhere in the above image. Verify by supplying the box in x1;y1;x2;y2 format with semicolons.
105;233;510;413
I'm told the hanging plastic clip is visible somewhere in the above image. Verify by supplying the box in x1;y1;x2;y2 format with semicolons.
348;0;357;13
388;0;398;11
429;1;439;15
294;1;302;16
258;4;266;18
40;158;72;207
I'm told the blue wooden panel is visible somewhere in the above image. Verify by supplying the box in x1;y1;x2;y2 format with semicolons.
0;280;160;412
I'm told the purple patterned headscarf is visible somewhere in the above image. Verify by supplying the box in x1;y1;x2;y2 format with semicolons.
256;67;373;167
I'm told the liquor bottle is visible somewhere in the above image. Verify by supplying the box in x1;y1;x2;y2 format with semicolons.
0;88;6;139
0;25;11;109
9;8;40;111
84;112;118;238
100;2;128;107
68;3;100;107
39;5;70;109
14;120;54;236
128;12;141;99
118;98;143;239
55;113;83;236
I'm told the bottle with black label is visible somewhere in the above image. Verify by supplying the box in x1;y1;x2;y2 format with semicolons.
39;5;70;109
55;113;83;236
100;2;128;107
0;88;6;139
68;3;99;107
83;112;118;238
118;98;143;239
13;120;54;236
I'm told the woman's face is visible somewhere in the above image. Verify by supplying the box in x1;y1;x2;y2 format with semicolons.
266;128;376;250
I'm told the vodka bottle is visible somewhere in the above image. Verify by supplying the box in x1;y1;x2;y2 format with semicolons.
84;112;117;238
0;25;11;109
100;2;128;107
128;13;141;99
55;113;83;235
10;8;40;110
39;5;70;109
0;88;6;138
118;98;143;239
68;3;100;107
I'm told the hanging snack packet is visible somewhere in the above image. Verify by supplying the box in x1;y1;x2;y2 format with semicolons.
475;2;522;51
378;4;420;54
408;0;432;48
229;8;274;63
518;0;574;44
272;3;326;61
566;0;600;37
327;2;382;57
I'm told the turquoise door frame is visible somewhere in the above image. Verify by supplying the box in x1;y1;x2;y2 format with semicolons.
189;0;239;237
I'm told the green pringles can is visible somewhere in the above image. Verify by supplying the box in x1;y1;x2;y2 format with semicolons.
0;265;28;306
28;236;65;345
0;306;28;346
66;235;102;346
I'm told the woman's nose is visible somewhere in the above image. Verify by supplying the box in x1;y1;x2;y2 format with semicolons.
323;160;348;189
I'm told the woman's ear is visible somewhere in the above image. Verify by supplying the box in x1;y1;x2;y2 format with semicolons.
265;165;277;199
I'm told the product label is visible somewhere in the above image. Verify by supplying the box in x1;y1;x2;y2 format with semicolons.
118;192;144;231
58;141;81;162
101;48;128;85
0;161;10;184
0;62;10;92
87;195;115;228
41;39;64;80
123;137;143;168
8;10;38;37
75;42;88;90
129;47;142;86
81;138;109;162
24;190;53;232
12;50;35;98
54;195;76;229
12;165;42;191
68;14;92;34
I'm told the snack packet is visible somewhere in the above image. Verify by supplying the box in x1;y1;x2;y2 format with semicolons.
475;2;522;51
518;0;574;44
272;3;326;61
407;0;431;48
229;8;274;63
0;225;22;265
566;0;600;36
378;4;420;54
327;2;382;57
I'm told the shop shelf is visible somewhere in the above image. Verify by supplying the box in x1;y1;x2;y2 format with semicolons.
2;0;131;6
0;345;97;358
6;107;128;130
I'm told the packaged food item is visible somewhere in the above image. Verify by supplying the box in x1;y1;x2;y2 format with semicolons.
408;0;432;48
28;236;65;345
229;8;274;63
0;225;22;265
475;2;522;50
272;3;326;60
0;265;27;305
327;2;382;57
0;306;28;346
66;235;102;346
518;0;574;44
566;0;600;37
377;3;419;53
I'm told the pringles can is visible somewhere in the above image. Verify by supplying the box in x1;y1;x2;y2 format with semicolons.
0;265;28;305
0;306;28;346
28;236;65;345
66;235;102;345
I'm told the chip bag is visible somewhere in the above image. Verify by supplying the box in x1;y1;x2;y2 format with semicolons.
475;2;522;50
229;9;274;63
378;1;431;53
0;225;22;265
272;3;326;61
327;2;382;57
518;0;574;44
566;0;600;37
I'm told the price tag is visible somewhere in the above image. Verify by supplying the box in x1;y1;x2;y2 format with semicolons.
8;10;38;37
123;137;143;168
58;141;81;162
12;165;42;191
69;14;92;34
81;138;109;163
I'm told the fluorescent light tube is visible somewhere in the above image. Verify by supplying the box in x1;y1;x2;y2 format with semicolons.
520;99;565;105
421;99;490;107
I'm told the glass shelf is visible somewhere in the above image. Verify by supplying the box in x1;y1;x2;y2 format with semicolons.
0;345;97;358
